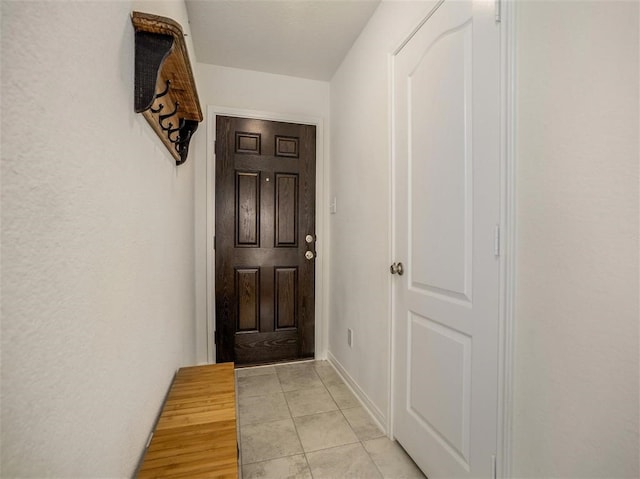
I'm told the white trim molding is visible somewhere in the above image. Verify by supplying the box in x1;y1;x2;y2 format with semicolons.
327;351;387;433
497;1;517;477
387;49;397;440
205;106;328;364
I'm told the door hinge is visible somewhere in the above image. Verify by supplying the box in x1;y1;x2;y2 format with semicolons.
213;235;216;250
492;454;497;479
495;0;501;23
214;330;218;345
494;224;501;257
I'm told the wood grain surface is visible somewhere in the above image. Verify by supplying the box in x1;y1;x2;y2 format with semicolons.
215;116;316;365
137;363;238;478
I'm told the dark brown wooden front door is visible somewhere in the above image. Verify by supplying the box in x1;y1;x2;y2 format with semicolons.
215;116;316;365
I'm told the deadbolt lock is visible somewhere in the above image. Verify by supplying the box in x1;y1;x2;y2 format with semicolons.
305;234;314;244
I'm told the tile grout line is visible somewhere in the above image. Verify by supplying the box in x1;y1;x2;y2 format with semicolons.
317;361;388;478
276;364;316;478
238;368;296;470
239;360;398;478
335;388;387;478
313;362;383;477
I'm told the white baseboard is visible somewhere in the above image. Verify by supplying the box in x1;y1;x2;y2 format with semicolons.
326;351;388;435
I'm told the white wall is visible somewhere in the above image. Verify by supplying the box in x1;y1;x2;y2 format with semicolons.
329;1;435;425
513;1;639;477
192;64;330;363
1;1;197;477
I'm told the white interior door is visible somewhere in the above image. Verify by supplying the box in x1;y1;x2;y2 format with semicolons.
392;1;501;478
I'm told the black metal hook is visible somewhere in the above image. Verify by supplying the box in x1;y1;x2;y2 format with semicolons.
173;119;199;165
149;80;171;113
150;103;164;114
175;128;193;150
159;102;179;131
155;80;171;99
168;119;186;143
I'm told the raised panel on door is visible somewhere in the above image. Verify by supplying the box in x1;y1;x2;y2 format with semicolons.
409;20;472;303
393;1;501;478
275;136;299;158
408;312;471;463
236;268;259;332
215;116;316;365
236;172;260;247
275;267;297;329
236;131;261;154
275;174;299;248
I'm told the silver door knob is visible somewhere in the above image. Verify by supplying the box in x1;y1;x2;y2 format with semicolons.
305;234;314;244
390;262;404;276
305;250;315;260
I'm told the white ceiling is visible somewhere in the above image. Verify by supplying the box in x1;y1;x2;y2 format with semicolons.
184;0;380;81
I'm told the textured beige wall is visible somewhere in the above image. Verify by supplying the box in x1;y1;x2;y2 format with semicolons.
513;1;639;476
1;1;197;476
328;1;437;426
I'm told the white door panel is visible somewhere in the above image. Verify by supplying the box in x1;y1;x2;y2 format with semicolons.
410;19;472;300
393;1;500;478
408;313;471;460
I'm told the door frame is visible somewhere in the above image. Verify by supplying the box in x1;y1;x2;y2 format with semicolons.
206;106;328;365
387;1;517;477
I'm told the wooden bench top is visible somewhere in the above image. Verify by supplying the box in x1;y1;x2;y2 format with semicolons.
137;363;238;479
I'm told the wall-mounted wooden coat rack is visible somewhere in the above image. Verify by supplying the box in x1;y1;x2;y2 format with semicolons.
131;11;203;165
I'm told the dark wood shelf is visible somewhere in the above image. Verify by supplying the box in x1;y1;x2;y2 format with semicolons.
131;11;203;165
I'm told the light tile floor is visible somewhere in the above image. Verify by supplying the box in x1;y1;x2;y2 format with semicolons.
236;360;426;479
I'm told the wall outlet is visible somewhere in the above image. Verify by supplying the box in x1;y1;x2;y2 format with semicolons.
347;328;353;347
